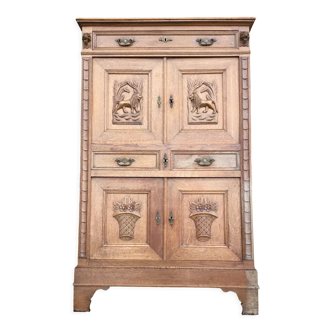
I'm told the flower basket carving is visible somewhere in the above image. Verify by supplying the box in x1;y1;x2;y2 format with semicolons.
189;196;218;242
113;196;141;241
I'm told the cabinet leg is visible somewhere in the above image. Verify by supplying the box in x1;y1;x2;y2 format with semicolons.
241;288;261;316
221;288;258;315
74;286;109;312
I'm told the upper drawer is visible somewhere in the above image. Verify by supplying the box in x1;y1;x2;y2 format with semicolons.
93;31;239;49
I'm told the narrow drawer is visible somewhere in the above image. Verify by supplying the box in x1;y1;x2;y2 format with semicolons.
92;152;159;170
93;31;238;49
171;151;240;170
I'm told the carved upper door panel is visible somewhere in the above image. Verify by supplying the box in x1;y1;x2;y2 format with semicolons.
166;58;239;145
166;178;242;261
92;58;163;144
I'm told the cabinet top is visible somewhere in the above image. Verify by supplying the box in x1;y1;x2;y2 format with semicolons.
76;17;256;30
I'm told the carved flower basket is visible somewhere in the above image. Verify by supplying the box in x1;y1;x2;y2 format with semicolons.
189;197;218;242
113;196;141;241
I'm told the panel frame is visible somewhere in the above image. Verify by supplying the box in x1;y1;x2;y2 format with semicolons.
166;178;242;261
92;57;164;145
166;57;240;145
89;178;164;260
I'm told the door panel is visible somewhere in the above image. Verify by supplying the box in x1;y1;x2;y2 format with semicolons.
92;58;163;144
166;58;239;144
166;178;242;261
90;178;163;260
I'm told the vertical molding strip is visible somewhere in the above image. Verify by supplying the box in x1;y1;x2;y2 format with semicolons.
79;58;89;258
242;57;253;260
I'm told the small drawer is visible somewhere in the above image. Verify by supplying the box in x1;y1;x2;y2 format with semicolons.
92;152;159;170
171;151;240;170
93;31;238;49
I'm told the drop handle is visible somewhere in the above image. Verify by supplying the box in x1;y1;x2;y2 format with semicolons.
115;158;135;166
196;38;217;46
194;158;215;166
169;95;174;108
169;212;174;226
115;38;135;46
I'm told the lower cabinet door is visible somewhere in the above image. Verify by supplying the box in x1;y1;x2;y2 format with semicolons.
166;178;242;261
90;178;163;260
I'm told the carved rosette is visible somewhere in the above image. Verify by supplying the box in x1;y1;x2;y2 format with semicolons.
189;197;218;242
113;196;141;241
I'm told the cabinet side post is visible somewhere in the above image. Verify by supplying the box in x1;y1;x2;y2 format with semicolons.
78;58;90;258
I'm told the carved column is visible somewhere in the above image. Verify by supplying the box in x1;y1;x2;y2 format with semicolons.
79;58;89;258
241;57;253;260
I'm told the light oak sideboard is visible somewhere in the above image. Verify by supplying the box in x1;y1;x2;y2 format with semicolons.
74;17;259;315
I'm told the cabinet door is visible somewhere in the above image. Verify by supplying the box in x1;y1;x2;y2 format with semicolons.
166;58;239;145
166;178;242;261
92;58;163;144
90;178;163;260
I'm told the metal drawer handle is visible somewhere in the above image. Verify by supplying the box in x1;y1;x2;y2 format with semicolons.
115;158;135;166
196;38;217;46
194;158;215;166
115;38;135;46
157;96;162;108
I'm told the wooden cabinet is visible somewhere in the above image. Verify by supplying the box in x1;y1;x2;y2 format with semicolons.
74;18;259;315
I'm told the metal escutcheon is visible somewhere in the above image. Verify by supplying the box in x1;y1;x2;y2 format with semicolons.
156;211;161;225
169;95;174;108
169;212;174;226
163;153;168;168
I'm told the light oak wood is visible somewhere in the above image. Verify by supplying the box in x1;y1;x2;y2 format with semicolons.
94;31;238;49
90;178;163;260
74;17;258;315
171;151;240;170
92;151;160;169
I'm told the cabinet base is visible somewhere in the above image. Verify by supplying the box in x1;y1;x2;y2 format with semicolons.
73;266;259;314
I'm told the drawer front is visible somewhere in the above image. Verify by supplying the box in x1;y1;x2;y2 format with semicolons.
92;152;159;170
172;151;240;170
93;31;239;49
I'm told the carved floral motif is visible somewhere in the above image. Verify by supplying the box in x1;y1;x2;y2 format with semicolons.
113;196;141;241
189;196;218;242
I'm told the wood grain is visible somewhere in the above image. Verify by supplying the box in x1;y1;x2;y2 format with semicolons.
74;17;258;315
